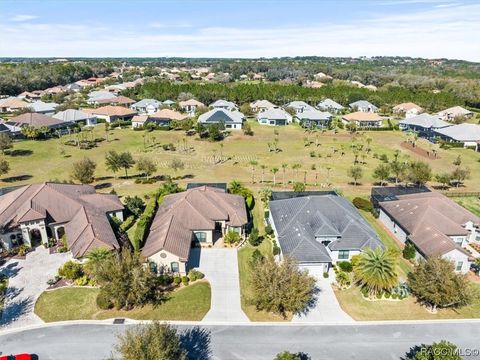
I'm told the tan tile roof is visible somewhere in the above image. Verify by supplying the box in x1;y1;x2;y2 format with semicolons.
150;109;187;121
179;99;205;108
393;102;423;112
0;97;30;109
96;95;135;105
82;105;137;117
142;186;248;260
342;111;382;122
8;113;67;128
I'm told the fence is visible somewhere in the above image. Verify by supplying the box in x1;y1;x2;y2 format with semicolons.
442;192;480;198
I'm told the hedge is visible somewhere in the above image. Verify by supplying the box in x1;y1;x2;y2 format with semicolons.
119;215;135;232
352;197;374;212
132;195;160;251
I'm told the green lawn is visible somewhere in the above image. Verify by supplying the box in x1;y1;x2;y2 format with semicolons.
335;283;480;321
34;281;211;322
452;196;480;217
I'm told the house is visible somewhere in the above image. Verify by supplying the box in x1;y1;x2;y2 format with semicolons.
96;95;135;107
0;182;124;258
179;99;205;116
256;108;292;126
393;102;423;118
210;99;238;111
142;186;248;274
131;99;162;114
17;91;41;102
269;193;383;274
285;101;314;114
148;109;187;127
399;113;450;140
250;100;276;113
317;99;344;113
64;83;83;92
437;106;474;121
0;97;30;113
349;100;378;113
378;191;478;273
53;109;97;126
296;109;332;129
198;108;245;129
87;91;117;105
82;106;137;123
6;112;72;130
342;111;383;128
433;123;480;147
29;100;59;115
44;86;65;95
163;100;176;107
131;115;150;128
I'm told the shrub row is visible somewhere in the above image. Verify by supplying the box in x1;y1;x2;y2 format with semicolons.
132;195;160;251
119;215;135;232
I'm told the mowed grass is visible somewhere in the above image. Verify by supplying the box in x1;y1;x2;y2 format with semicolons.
2;121;479;199
34;281;211;322
335;283;480;321
452;196;480;217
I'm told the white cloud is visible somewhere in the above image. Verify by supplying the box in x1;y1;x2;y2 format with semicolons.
0;4;479;61
11;14;38;22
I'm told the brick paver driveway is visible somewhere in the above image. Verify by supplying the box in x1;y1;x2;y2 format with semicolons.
0;246;72;329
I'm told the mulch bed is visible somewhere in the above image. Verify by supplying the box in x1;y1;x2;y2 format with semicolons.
401;141;440;159
46;278;71;290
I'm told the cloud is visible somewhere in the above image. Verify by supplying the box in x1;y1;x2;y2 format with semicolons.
11;14;37;22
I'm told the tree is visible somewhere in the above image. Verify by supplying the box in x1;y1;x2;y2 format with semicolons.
224;230;241;245
292;163;301;181
119;152;135;178
71;157;96;184
372;163;390;186
347;165;363;186
249;256;316;317
83;247;112;278
136;157;157;179
406;340;461;360
21;125;40;139
170;158;185;173
105;150;122;178
124;196;146;217
353;248;398;297
281;163;288;187
270;167;279;186
243;121;254;136
390;160;406;185
408;257;472;312
407;161;432;186
0;158;10;177
402;242;416;260
112;322;186;360
450;167;470;188
260;164;267;183
435;173;452;189
293;182;305;192
0;133;13;154
452;155;462;167
274;351;306;360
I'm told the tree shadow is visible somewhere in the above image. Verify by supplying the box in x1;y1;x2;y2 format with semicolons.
0;291;33;327
0;261;22;279
180;327;212;360
294;285;321;317
6;149;33;157
2;174;33;183
401;345;424;360
95;182;112;190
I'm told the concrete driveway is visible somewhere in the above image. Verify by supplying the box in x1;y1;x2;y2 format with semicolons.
190;248;249;322
293;270;353;323
0;246;72;329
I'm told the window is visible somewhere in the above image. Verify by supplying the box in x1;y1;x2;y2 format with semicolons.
456;261;463;271
195;232;207;243
170;262;179;273
338;250;350;260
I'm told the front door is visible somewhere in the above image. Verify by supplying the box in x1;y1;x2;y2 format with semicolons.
29;229;42;247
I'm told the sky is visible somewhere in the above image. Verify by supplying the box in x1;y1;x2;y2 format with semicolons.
0;0;479;61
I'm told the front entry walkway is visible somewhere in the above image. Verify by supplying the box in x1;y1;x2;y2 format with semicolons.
190;248;249;322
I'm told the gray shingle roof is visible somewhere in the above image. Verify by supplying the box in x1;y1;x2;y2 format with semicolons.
399;113;450;129
131;98;161;109
30;101;58;113
296;109;332;121
317;99;344;110
198;108;244;124
53;109;95;122
434;123;480;142
257;108;292;121
349;100;378;111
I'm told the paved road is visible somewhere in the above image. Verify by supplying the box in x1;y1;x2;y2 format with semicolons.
1;321;480;359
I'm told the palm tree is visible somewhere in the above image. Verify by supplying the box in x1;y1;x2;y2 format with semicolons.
292;163;301;182
354;248;398;297
281;163;288;187
270;167;279;186
260;164;267;183
249;160;258;184
84;247;112;278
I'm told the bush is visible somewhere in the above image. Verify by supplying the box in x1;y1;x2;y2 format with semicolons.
173;276;181;285
251;249;264;263
323;272;329;278
119;215;135;232
273;244;281;256
96;290;113;310
157;275;173;287
133;195;159;250
376;291;383;299
248;228;262;246
338;261;353;273
352;197;373;212
403;242;416;260
181;276;189;286
47;276;60;286
224;230;241;245
391;293;398;299
360;286;369;298
74;275;89;286
17;244;29;256
58;260;83;281
384;292;391;299
188;269;204;282
265;225;274;236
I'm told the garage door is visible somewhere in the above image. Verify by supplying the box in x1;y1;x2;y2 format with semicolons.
299;263;329;277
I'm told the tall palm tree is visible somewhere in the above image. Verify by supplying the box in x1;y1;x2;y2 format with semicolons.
281;163;288;187
270;167;279;186
354;248;398;297
249;160;258;184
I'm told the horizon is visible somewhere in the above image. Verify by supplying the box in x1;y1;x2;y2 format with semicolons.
0;0;479;61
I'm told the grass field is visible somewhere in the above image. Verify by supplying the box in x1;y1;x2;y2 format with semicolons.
1;121;479;201
34;281;211;322
452;196;480;217
335;283;480;321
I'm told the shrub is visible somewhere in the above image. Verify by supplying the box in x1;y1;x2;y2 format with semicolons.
133;195;159;250
403;242;416;260
376;291;383;299
47;276;60;286
265;225;274;236
157;275;173;287
391;293;398;299
384;292;391;299
17;244;29;256
181;276;189;286
58;260;83;281
96;290;113;310
323;272;329;278
360;286;369;298
119;215;135;232
273;244;281;256
188;269;204;282
224;230;241;245
352;197;373;212
173;276;181;285
248;228;262;246
74;275;89;286
338;261;353;273
251;249;264;263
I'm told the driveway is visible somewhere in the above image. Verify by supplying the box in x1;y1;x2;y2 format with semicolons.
0;246;72;329
293;270;353;323
190;248;249;322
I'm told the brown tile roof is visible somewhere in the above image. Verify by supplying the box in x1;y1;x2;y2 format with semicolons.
179;99;205;108
379;192;478;257
7;113;68;128
342;111;382;122
393;102;423;112
150;109;187;121
0;97;30;109
0;183;124;257
142;186;248;260
96;95;135;105
82;105;137;117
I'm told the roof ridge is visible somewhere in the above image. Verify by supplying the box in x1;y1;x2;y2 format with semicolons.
0;184;33;218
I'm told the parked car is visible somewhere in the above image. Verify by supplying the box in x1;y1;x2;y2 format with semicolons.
0;354;33;360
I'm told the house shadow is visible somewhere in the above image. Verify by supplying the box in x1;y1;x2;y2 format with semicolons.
2;174;33;183
94;182;112;190
0;261;22;279
0;291;33;327
294;285;322;318
187;247;202;270
6;149;33;157
180;326;212;360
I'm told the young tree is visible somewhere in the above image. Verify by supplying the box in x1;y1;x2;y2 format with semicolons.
450;167;470;188
124;195;146;217
292;163;301;181
408;257;472;312
119;151;135;178
249;256;316;317
281;163;288;187
105;150;122;178
83;247;112;278
112;322;186;360
21;125;40;139
347;165;363;186
293;182;305;192
249;160;258;183
71;157;96;184
136;157;157;179
435;173;452;189
402;242;416;260
270;167;279;186
372;163;390;186
452;155;462;167
390;160;407;185
260;164;267;183
354;248;398;297
170;158;185;174
0;133;13;154
0;158;10;178
407;161;432;187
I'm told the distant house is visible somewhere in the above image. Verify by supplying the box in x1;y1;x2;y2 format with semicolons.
0;182;124;258
269;193;383;274
210;99;238;111
29;100;59;115
393;102;423;118
87;91;117;105
250;100;276;113
17;91;41;102
399;113;450;140
349;100;378;113
0;97;30;113
433;123;480;147
179;99;205;116
378;191;478;273
53;109;97;126
317;98;344;113
296;109;332;129
6;112;72;131
96;95;135;107
64;83;83;92
131;115;149;128
285;101;314;114
131;99;162;114
198;108;245;129
256;108;292;126
163;100;176;107
148;109;187;127
82;106;137;123
437;106;474;121
342;111;383;128
142;186;248;274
